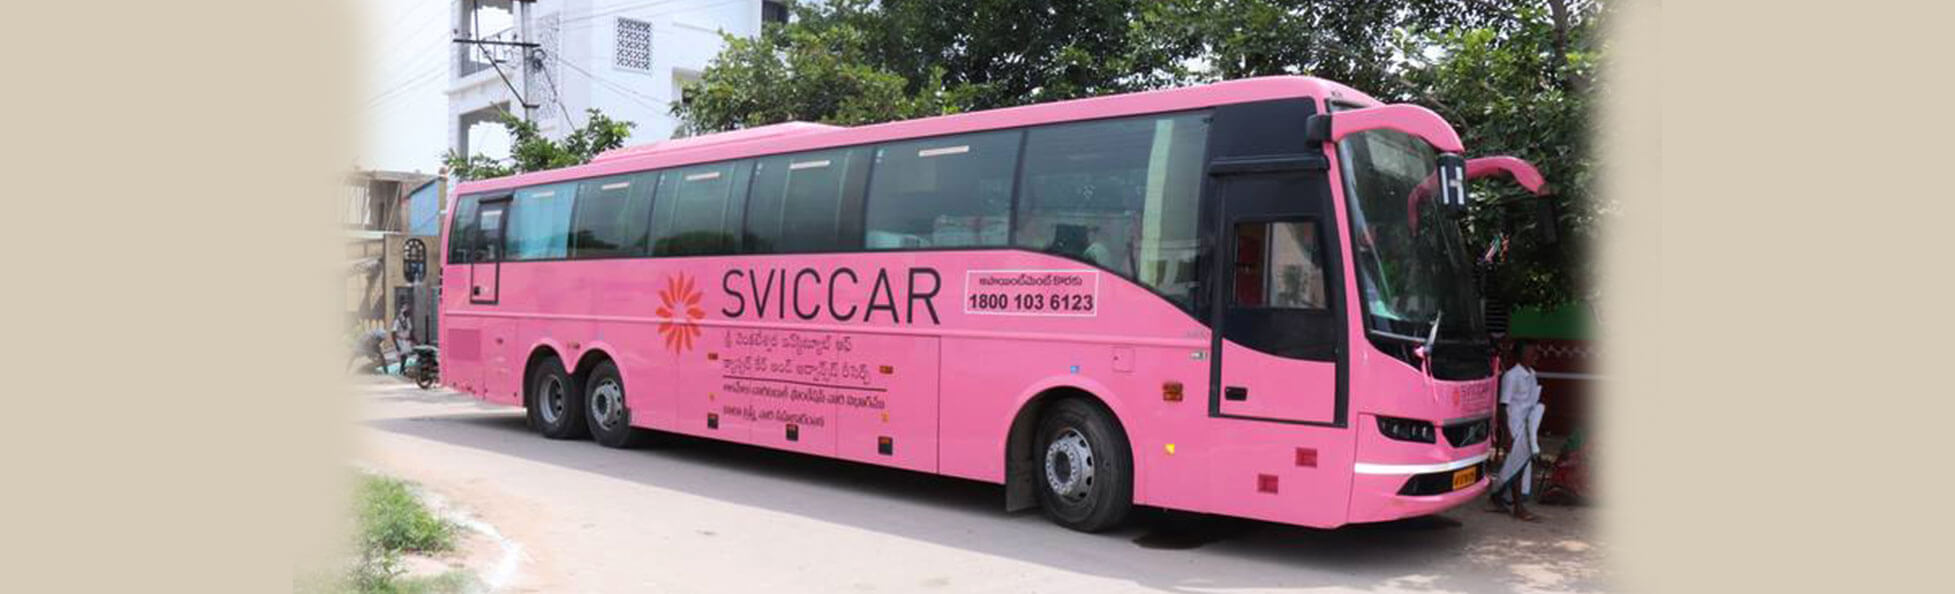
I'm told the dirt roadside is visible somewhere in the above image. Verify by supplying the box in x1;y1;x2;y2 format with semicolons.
356;376;1607;593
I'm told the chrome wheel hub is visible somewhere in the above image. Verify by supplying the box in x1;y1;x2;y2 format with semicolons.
539;376;566;423
1043;428;1095;503
591;379;625;430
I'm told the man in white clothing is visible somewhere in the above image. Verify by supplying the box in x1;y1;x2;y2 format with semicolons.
1492;340;1546;520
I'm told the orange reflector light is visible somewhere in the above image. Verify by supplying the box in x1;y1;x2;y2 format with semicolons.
1163;381;1184;402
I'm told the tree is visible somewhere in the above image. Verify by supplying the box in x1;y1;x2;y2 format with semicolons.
672;7;958;136
441;108;635;181
837;0;1165;109
673;0;1163;132
674;0;1606;308
1399;2;1605;308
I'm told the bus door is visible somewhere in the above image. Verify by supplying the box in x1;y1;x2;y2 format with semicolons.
470;198;518;403
469;199;507;305
1208;171;1344;426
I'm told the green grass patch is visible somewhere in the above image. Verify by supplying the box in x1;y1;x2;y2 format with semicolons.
296;474;468;594
359;475;456;553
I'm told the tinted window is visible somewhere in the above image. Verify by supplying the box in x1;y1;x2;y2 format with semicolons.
570;173;655;258
746;147;869;253
864;130;1020;249
1014;113;1207;307
448;195;481;264
1232;220;1328;309
651;161;750;256
506;183;577;260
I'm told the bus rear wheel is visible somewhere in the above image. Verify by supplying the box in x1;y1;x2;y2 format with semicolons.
526;358;588;439
1033;398;1133;532
584;360;648;449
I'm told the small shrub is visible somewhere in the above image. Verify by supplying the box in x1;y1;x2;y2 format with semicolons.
358;476;456;553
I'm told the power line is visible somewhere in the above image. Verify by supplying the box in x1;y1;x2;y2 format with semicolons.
365;46;447;101
366;1;449;61
362;0;444;48
547;53;669;114
369;30;449;79
401;0;755;127
363;68;445;113
363;59;446;109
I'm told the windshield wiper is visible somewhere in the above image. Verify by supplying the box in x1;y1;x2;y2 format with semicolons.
1365;316;1489;347
1423;311;1443;355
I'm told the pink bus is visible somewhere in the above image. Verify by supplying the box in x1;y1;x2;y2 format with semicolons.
440;76;1505;531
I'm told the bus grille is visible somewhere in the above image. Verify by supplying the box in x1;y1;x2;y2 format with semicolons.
1443;418;1491;447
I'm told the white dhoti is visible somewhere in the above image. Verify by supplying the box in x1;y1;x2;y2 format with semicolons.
1495;402;1544;497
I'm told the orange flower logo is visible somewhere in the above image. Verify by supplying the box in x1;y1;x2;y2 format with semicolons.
656;273;705;354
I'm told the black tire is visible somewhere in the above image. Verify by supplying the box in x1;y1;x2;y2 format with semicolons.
414;365;437;390
1033;398;1134;532
584;360;650;449
526;357;588;439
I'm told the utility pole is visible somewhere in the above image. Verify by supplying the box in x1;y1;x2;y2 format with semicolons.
515;0;533;123
453;1;540;121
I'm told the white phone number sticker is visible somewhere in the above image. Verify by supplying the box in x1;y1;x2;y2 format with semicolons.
963;269;1100;317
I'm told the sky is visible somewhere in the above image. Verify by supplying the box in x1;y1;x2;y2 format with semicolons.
359;0;511;175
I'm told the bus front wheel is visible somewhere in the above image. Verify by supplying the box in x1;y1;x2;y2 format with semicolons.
1033;398;1133;532
526;357;588;440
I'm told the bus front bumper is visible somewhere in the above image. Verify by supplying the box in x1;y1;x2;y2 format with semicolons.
1346;452;1491;524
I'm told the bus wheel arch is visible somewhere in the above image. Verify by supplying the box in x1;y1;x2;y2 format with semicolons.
570;347;615;384
522;345;588;439
1004;386;1136;530
521;344;565;405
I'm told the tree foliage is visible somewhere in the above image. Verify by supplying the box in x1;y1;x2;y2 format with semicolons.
442;108;635;181
1401;2;1605;307
672;0;1605;308
673;5;959;136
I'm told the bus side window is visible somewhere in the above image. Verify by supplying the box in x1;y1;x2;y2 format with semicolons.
747;147;870;254
864;130;1020;249
1014;112;1207;308
570;173;656;258
652;161;752;256
448;196;480;264
508;183;578;260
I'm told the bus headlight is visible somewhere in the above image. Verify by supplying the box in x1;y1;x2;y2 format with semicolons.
1376;416;1437;443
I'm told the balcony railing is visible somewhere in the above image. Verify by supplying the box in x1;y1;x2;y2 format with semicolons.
458;27;520;79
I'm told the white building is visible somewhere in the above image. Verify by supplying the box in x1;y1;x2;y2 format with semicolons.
448;0;790;159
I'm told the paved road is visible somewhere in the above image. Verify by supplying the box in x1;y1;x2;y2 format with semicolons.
356;378;1605;593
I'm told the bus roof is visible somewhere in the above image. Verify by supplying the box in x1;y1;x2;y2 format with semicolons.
452;76;1379;197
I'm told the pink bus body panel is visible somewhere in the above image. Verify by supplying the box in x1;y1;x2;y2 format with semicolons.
439;76;1496;529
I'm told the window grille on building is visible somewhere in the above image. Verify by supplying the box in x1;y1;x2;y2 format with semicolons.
763;1;790;25
614;17;653;73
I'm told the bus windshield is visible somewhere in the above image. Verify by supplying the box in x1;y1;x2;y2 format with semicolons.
1337;129;1487;343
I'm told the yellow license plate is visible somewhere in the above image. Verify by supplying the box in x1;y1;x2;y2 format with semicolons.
1451;466;1479;490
